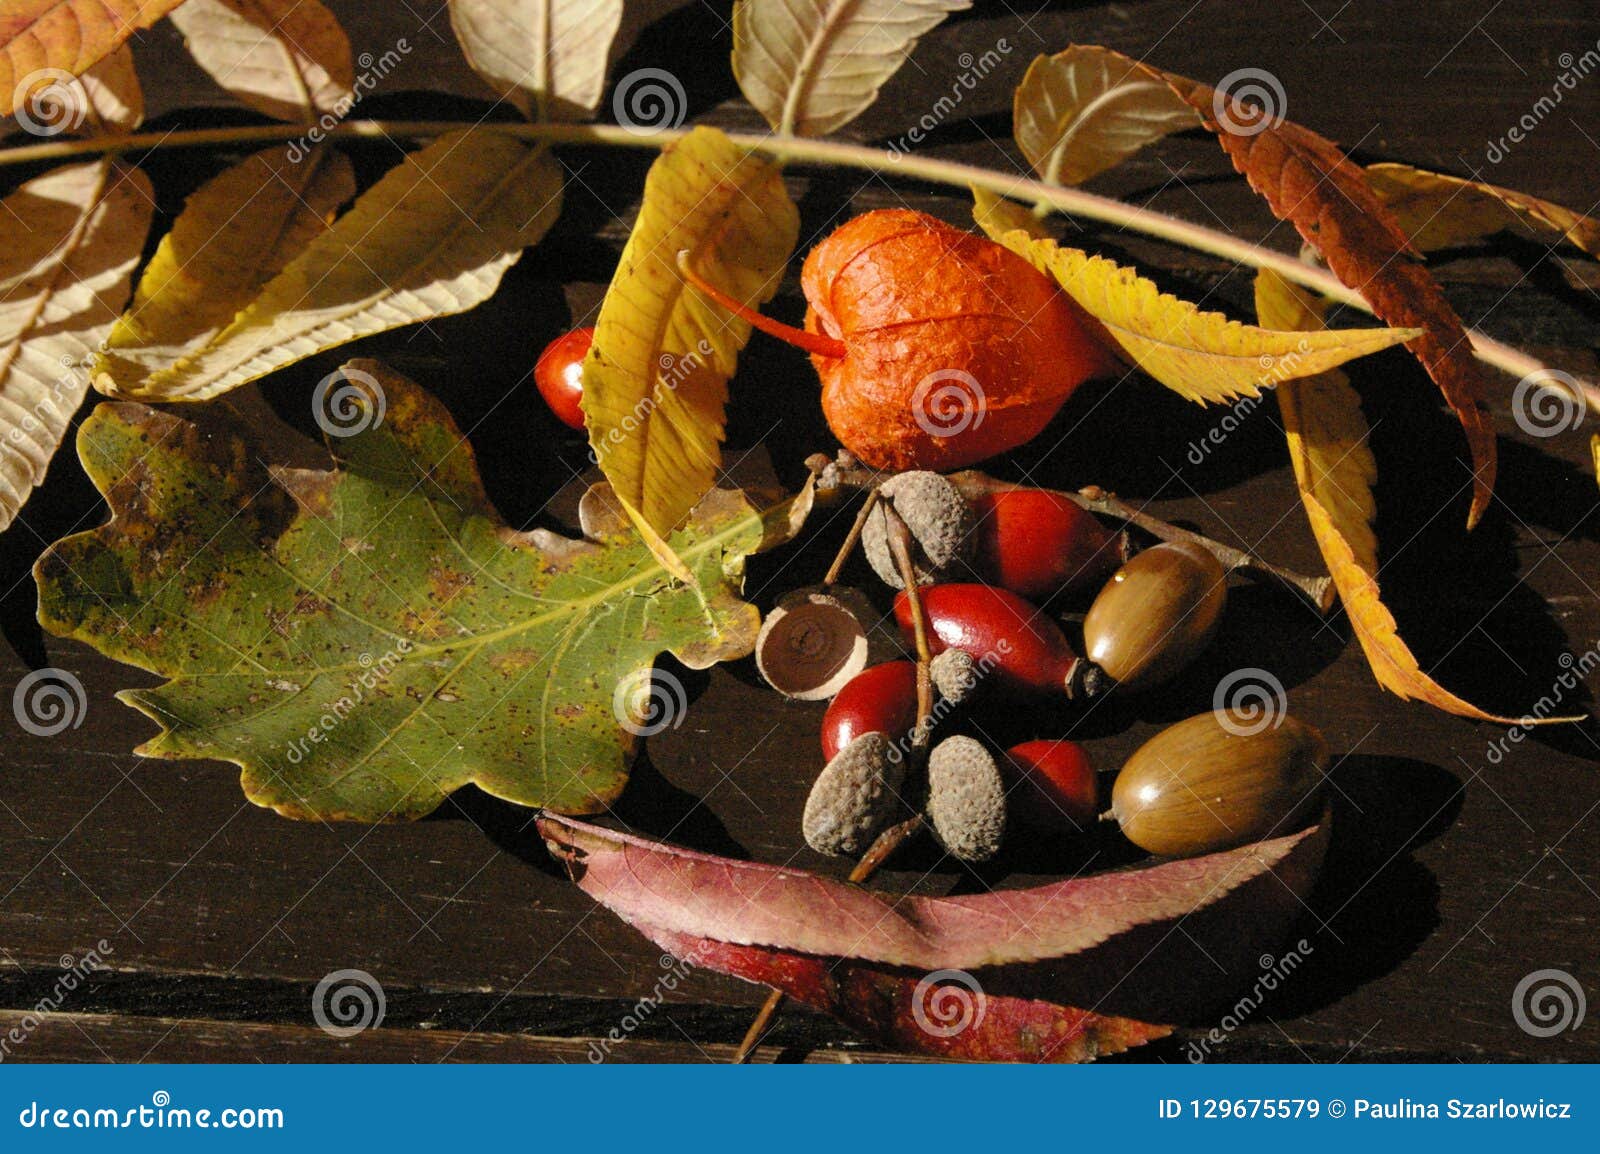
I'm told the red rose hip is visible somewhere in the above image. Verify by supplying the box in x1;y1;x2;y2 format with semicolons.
969;489;1125;600
820;660;920;760
892;583;1093;697
534;326;594;430
1004;740;1098;831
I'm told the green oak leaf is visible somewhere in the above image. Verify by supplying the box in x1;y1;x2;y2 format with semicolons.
35;359;769;822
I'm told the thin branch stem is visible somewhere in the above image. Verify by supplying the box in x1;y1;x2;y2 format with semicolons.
822;488;878;587
3;118;1593;414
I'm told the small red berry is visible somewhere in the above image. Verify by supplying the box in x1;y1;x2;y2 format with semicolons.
1003;740;1097;831
892;583;1088;697
534;326;594;430
969;489;1124;600
821;660;919;761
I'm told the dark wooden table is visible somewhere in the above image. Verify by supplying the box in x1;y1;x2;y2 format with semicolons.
2;1;1597;1063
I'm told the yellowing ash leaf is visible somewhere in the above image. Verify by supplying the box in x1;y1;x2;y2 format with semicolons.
732;0;970;136
37;362;771;821
170;0;354;122
1;0;182;117
99;147;354;383
1366;162;1600;258
983;226;1420;404
971;186;1049;239
584;126;797;534
448;0;622;120
97;129;562;402
1255;269;1574;725
0;160;152;532
1013;46;1198;187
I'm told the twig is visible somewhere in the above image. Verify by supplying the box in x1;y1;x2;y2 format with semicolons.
3;119;1593;416
822;488;879;587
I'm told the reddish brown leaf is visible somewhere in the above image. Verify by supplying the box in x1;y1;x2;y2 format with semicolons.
1;1;184;117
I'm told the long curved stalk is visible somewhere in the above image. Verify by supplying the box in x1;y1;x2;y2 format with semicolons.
6;118;1595;413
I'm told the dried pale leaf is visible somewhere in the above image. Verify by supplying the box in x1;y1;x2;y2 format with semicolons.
37;363;771;820
97;129;562;401
970;186;1049;239
0;160;152;532
1013;45;1197;187
1366;162;1600;257
1255;269;1574;725
583;126;797;534
170;0;353;122
0;0;182;117
538;810;1323;969
100;147;354;384
732;0;970;136
984;227;1420;405
77;44;143;133
448;0;622;120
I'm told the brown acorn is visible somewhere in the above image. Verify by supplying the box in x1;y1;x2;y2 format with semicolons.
1081;540;1227;690
1111;710;1327;857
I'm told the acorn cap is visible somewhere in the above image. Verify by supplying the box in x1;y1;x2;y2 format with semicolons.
803;731;906;856
926;734;1007;863
929;647;979;704
756;585;884;701
862;471;975;589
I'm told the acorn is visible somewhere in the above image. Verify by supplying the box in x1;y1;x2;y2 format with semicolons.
821;661;920;761
1081;540;1227;690
1003;739;1098;832
926;735;1006;862
803;731;906;856
964;487;1127;600
756;584;890;701
892;583;1102;698
861;471;975;589
1111;710;1327;857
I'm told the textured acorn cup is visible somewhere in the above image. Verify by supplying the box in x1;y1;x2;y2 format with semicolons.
803;732;906;857
929;647;979;703
1111;711;1327;858
861;471;975;589
756;585;881;701
1082;540;1228;690
926;735;1007;863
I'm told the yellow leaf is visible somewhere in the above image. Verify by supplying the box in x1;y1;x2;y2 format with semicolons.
970;186;1049;239
1013;46;1198;187
0;160;153;531
97;129;562;401
0;0;181;118
1366;162;1600;257
99;147;355;384
169;0;353;123
448;0;622;120
1255;269;1577;725
583;126;798;535
984;226;1421;404
732;0;970;136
